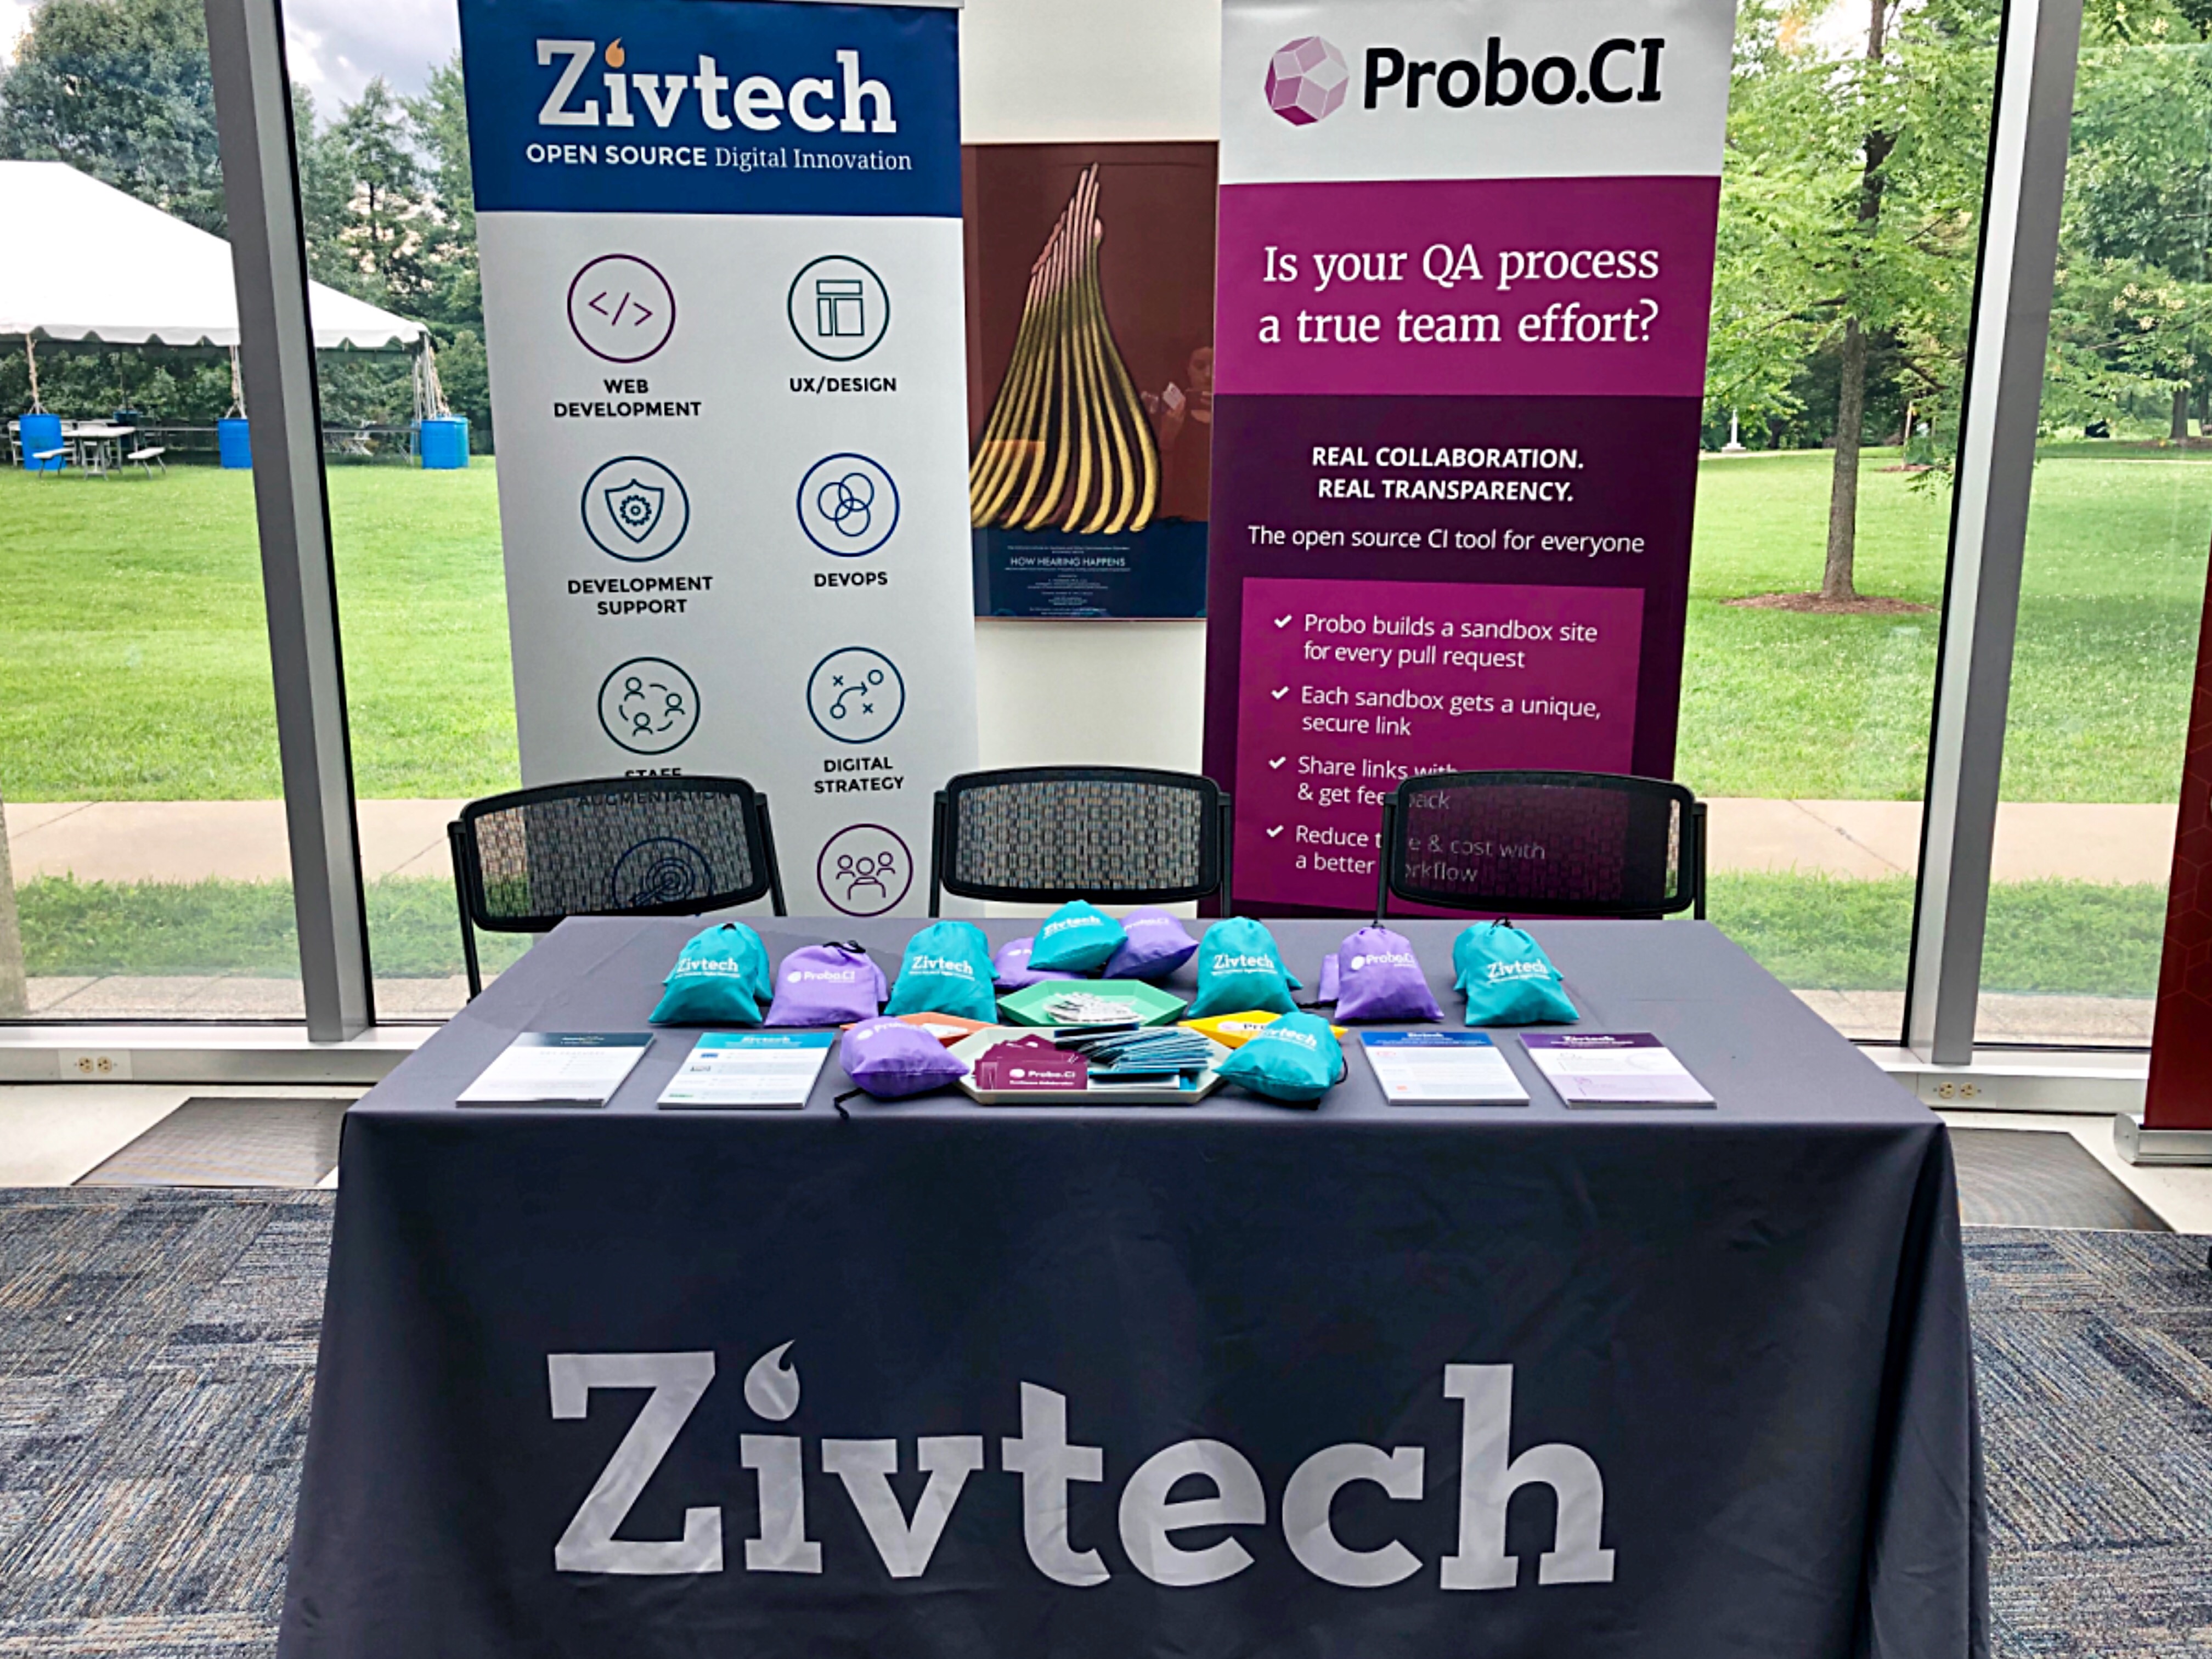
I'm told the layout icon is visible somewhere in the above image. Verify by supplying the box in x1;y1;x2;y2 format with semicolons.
786;255;890;362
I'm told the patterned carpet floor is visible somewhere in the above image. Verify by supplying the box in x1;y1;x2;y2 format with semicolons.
0;1189;2206;1655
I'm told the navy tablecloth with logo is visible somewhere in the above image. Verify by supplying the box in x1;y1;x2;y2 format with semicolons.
278;917;1985;1659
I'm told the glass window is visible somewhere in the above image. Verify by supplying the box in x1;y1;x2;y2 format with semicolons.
0;0;303;1022
300;47;527;1018
1685;0;1999;1039
1980;26;2212;1047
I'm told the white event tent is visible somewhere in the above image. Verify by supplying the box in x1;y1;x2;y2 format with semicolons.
0;159;424;351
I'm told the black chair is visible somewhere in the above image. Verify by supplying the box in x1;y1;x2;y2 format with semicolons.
1375;770;1705;921
929;766;1232;915
448;776;785;997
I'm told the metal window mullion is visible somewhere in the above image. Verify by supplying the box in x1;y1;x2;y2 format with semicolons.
205;0;374;1041
1904;0;2083;1064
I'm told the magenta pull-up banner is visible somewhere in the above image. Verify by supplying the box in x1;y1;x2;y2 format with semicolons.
1203;0;1737;913
2145;554;2212;1132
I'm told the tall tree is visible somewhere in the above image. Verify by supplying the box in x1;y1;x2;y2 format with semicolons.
0;0;225;232
331;77;425;302
1824;0;1897;602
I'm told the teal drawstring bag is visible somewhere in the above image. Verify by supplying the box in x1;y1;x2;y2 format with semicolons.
1028;900;1127;973
1452;923;1579;1026
885;920;998;1022
649;922;771;1026
1188;917;1301;1017
1216;1010;1345;1105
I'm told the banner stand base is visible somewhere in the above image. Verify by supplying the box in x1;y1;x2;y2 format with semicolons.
2113;1107;2212;1167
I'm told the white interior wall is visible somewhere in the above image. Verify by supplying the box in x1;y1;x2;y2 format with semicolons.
973;620;1208;773
960;0;1223;776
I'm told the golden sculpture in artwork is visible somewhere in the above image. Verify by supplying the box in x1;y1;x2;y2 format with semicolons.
969;165;1161;536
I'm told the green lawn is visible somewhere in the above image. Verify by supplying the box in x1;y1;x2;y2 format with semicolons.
9;870;2161;997
1683;445;2212;802
0;446;2200;1002
1;447;2203;804
0;461;520;802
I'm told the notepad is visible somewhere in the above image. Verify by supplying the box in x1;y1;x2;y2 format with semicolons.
1520;1033;1716;1107
658;1031;836;1109
1362;1031;1530;1104
458;1032;652;1106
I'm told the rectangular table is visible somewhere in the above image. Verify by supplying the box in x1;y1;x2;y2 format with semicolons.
279;917;1985;1658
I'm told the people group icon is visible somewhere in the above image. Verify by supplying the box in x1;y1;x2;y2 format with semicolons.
834;848;898;905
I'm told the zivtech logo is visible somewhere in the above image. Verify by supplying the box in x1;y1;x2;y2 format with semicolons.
533;37;896;134
547;1343;1617;1590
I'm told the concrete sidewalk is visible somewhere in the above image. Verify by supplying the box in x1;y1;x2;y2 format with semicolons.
5;800;462;884
1;797;2183;887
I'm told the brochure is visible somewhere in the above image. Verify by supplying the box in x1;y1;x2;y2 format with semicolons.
1361;1031;1530;1105
1520;1033;1716;1107
457;1032;652;1106
658;1031;836;1109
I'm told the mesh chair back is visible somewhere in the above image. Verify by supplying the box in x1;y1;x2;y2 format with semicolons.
936;768;1226;905
456;777;779;931
1382;771;1697;917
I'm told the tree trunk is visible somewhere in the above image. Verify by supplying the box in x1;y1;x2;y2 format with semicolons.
0;794;26;1018
1823;0;1894;605
1825;319;1869;601
2172;384;2192;442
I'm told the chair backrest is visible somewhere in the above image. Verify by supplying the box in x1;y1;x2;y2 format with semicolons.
1378;770;1700;918
932;766;1229;910
453;776;782;932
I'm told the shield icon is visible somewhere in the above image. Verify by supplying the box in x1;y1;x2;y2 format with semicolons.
605;478;666;544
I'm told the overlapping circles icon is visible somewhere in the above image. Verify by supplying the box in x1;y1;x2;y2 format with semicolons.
797;453;898;557
819;470;875;538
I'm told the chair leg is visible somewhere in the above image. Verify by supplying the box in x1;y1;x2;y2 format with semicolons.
1374;799;1397;923
450;824;482;1000
1691;800;1709;921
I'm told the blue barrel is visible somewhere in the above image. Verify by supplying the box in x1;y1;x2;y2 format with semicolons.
217;416;252;469
417;416;470;470
18;411;64;472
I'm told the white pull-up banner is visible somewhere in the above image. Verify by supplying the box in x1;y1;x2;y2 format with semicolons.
462;0;975;917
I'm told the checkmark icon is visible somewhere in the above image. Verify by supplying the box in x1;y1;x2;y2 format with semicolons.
1273;613;1294;629
1271;686;1290;700
1266;825;1284;839
1268;756;1288;770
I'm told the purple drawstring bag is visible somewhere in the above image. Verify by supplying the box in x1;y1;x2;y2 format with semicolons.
1331;926;1443;1023
994;936;1079;990
1102;909;1199;981
1315;949;1341;1005
765;942;885;1026
839;1016;972;1099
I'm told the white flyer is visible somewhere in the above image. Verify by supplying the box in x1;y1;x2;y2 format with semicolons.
1521;1033;1716;1107
658;1031;836;1110
458;1032;653;1105
1361;1031;1528;1105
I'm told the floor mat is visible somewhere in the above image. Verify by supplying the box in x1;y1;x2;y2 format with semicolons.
1951;1126;2170;1232
75;1098;349;1189
0;1192;2205;1656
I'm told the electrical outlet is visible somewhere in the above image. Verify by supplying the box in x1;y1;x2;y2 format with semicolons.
1931;1079;1980;1101
59;1051;133;1081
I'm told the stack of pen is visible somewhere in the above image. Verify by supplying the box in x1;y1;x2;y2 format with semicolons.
1058;1026;1217;1078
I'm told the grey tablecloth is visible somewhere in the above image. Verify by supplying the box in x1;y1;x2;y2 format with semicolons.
279;916;1984;1659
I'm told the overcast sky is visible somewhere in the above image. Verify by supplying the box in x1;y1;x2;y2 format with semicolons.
3;0;459;116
